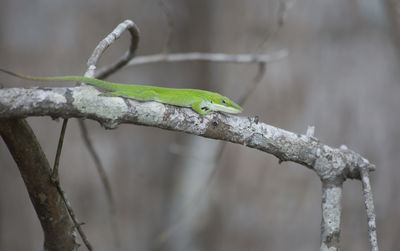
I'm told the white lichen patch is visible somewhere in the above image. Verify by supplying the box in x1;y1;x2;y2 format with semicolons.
41;89;67;104
72;86;128;120
9;88;66;110
322;186;342;231
38;192;47;204
135;101;165;125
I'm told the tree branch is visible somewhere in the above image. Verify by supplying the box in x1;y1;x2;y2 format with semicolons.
0;86;375;180
89;20;140;79
320;180;343;251
0;119;78;251
361;167;379;251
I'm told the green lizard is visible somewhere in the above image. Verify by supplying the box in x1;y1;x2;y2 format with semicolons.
0;69;242;115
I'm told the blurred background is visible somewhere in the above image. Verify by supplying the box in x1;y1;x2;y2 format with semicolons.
0;0;399;250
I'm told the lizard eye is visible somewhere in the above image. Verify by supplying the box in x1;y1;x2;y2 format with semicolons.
222;99;226;104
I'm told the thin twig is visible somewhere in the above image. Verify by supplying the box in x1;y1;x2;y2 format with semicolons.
51;119;69;183
90;20;140;79
126;50;288;66
55;183;93;251
51;118;94;250
237;62;267;106
277;0;296;27
253;62;267;83
78;121;115;207
360;166;379;251
78;119;119;247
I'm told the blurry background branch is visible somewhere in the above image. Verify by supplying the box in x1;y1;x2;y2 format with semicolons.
123;50;288;66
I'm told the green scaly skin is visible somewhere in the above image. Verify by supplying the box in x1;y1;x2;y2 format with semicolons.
0;69;243;115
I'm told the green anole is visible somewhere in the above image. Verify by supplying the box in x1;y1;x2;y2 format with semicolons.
0;69;243;115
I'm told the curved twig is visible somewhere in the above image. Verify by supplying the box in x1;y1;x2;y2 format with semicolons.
89;20;140;79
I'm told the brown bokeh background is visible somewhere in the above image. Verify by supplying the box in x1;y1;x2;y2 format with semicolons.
0;0;399;250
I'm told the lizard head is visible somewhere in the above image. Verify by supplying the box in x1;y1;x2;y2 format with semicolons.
208;95;243;114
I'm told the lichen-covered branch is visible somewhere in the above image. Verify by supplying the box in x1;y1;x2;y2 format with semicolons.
361;167;379;251
320;181;343;251
0;86;374;180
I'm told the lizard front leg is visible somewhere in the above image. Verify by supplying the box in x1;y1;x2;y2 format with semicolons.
191;101;213;115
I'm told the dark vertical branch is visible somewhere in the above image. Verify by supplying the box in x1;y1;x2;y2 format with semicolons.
0;119;78;251
51;119;69;183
